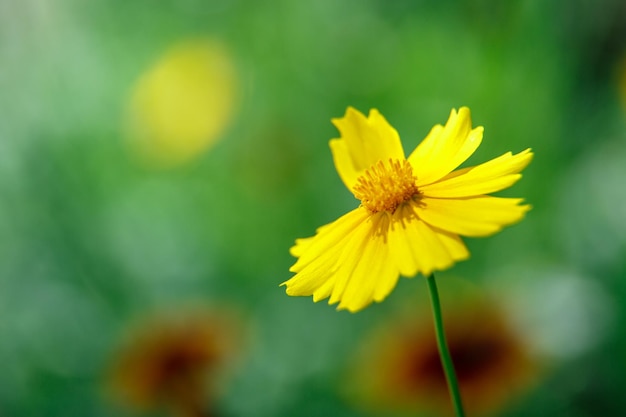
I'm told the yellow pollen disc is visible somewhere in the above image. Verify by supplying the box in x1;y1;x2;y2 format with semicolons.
353;159;420;213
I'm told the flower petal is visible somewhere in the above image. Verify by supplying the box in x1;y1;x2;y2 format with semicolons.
331;107;405;191
388;202;469;277
416;196;531;237
289;236;314;259
434;227;470;262
280;214;367;301
334;214;400;312
283;207;371;297
325;215;377;307
421;148;533;198
313;221;373;304
289;208;370;272
284;210;406;313
409;107;483;185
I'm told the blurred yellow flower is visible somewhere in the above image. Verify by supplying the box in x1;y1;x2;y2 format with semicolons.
282;107;532;312
126;39;238;167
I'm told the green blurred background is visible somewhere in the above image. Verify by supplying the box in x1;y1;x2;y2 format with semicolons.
1;0;626;416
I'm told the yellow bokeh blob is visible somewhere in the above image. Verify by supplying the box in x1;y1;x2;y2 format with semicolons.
127;39;238;167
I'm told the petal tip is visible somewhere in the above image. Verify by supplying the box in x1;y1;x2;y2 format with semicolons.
336;303;365;313
523;148;534;160
367;108;382;118
331;107;356;127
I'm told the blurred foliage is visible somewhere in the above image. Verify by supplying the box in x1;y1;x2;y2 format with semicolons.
1;0;625;416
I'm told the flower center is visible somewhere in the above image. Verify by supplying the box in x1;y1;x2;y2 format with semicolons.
353;159;420;213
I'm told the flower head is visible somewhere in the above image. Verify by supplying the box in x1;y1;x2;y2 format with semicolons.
106;307;241;416
346;300;539;416
282;107;532;312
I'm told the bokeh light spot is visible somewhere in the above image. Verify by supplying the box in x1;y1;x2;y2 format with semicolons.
126;39;238;167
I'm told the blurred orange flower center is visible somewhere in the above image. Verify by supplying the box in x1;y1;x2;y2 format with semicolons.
353;159;420;213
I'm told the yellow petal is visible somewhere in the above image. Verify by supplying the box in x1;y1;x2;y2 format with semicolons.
388;202;468;277
282;207;370;297
289;236;314;258
416;196;531;237
372;262;401;303
433;226;471;261
284;211;406;313
289;208;369;272
421;148;533;198
409;107;483;185
331;107;405;191
283;245;339;296
334;214;399;312
326;215;376;306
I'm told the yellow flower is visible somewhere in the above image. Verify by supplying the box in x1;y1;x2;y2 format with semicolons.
126;39;238;167
282;107;532;312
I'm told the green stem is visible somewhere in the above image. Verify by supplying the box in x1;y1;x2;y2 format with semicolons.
426;274;465;417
